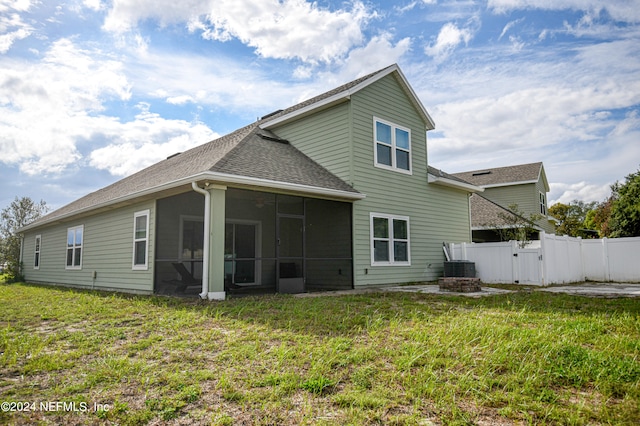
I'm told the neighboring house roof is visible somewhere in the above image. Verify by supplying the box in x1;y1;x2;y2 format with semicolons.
451;162;548;191
470;194;541;230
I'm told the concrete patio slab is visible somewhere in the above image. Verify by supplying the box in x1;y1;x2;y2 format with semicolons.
296;282;640;299
378;284;513;298
538;283;640;298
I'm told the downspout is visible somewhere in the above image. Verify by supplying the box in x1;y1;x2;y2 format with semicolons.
191;182;210;299
468;193;473;242
19;233;24;278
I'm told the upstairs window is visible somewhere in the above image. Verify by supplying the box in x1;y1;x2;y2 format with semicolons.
539;192;547;215
34;235;41;269
133;210;150;270
66;226;83;269
374;117;411;173
370;213;410;266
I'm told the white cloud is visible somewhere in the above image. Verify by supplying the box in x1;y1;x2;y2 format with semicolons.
82;0;103;11
549;181;611;205
425;22;476;61
88;104;217;176
0;0;33;13
418;35;640;203
103;0;375;63
124;47;297;117
0;9;33;53
338;33;411;78
499;18;524;40
488;0;640;24
0;38;216;177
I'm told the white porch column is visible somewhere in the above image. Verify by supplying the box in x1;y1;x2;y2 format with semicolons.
207;185;227;300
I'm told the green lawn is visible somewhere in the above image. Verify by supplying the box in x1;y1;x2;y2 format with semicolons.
1;282;638;425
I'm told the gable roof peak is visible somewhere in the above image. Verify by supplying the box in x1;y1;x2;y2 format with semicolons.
259;63;435;130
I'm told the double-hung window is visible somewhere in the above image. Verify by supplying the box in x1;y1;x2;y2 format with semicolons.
539;192;547;216
133;210;150;270
370;213;410;266
34;235;41;269
66;226;83;269
374;117;411;173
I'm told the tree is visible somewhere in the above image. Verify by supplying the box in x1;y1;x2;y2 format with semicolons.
608;167;640;238
584;197;614;238
549;200;598;238
0;197;48;282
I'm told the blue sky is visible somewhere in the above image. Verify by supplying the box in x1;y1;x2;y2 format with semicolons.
1;0;639;213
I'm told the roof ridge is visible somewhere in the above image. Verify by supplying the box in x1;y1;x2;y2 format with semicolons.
258;64;397;125
453;162;542;175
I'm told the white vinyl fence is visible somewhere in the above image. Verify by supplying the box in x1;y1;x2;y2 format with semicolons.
449;233;640;285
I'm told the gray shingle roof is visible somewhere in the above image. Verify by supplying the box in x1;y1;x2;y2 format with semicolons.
23;63;441;231
452;162;543;187
27;66;411;229
469;194;523;228
28;123;360;228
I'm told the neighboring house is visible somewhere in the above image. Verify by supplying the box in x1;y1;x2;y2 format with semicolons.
19;64;482;299
452;162;557;242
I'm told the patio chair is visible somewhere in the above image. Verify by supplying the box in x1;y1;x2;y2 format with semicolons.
171;262;202;293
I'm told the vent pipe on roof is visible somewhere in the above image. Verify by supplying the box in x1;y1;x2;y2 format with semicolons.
191;182;210;300
260;109;283;120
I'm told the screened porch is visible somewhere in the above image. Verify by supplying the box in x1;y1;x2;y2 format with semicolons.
154;187;353;296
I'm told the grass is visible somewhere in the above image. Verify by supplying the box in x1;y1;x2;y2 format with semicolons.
0;282;638;425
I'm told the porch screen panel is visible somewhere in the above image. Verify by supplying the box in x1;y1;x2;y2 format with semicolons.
305;199;353;290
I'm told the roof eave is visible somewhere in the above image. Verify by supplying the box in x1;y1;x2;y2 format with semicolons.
472;224;544;231
428;174;484;193
259;93;351;130
18;172;364;233
480;179;539;189
197;171;366;201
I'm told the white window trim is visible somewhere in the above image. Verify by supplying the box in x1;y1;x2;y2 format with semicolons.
34;235;41;270
373;116;412;175
66;225;83;270
539;192;547;216
370;213;411;266
132;210;150;270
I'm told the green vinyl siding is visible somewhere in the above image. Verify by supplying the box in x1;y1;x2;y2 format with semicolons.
23;200;155;293
273;72;472;287
349;74;470;286
534;178;557;233
271;101;352;184
482;184;537;215
483;180;556;234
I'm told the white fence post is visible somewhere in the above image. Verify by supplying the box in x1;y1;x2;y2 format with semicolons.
511;240;519;284
602;238;610;282
540;232;546;285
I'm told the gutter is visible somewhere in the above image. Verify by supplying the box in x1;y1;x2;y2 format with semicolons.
19;171;364;233
428;173;484;193
191;182;210;300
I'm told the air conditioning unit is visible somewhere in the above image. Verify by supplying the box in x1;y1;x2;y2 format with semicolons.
443;261;476;278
